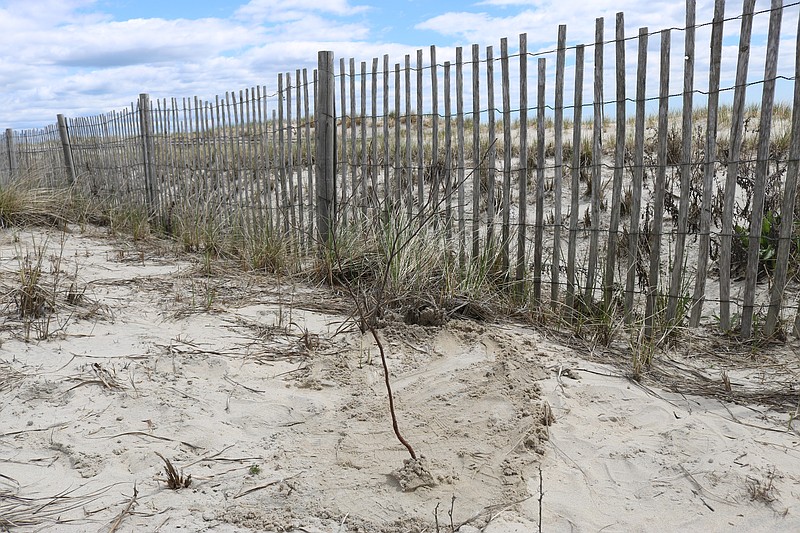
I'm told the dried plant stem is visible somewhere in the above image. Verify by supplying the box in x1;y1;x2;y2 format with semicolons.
369;322;416;459
448;494;456;531
538;464;544;533
108;484;138;533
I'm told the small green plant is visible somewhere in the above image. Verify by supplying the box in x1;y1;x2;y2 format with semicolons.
248;464;261;476
732;210;785;279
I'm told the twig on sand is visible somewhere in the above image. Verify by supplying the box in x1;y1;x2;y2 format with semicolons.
0;421;69;438
233;470;304;499
224;374;265;393
455;496;533;530
538;464;544;533
107;484;138;533
90;431;202;452
448;495;456;531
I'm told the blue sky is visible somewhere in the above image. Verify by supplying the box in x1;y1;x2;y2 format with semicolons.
1;0;798;129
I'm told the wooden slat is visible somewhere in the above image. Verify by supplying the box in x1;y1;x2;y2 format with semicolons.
565;45;585;314
277;78;290;234
271;108;282;234
99;112;113;199
243;89;257;234
254;89;267;233
188;98;198;216
500;37;512;279
235;91;252;232
585;17;603;305
219;95;233;223
604;12;625;312
360;61;367;216
416;49;425;220
404;55;412;219
95;114;109;200
625;27;648;322
533;56;546;303
767;9;800;337
221;93;233;224
339;58;348;223
196;95;208;211
518;35;530;291
185;96;196;212
197;98;211;225
430;45;440;225
253;93;269;230
286;77;297;237
486;45;497;250
228;92;240;226
471;43;481;260
382;55;390;210
315;52;336;246
456;47;466;266
551;25;567;309
171;98;182;214
719;0;755;331
741;0;783;339
349;58;357;219
132;105;144;202
206;98;226;226
689;0;725;326
304;73;314;243
108;110;121;200
371;58;379;210
645;30;671;339
444;60;453;237
394;61;402;207
211;96;228;227
295;73;305;243
666;0;696;326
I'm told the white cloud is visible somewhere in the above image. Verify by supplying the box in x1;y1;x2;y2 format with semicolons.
47;18;258;68
415;0;696;46
234;0;368;23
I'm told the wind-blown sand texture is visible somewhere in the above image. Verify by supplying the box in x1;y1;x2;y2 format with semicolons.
1;227;798;532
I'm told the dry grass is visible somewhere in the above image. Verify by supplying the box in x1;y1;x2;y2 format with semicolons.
0;359;27;393
747;468;779;504
0;182;68;229
0;482;114;529
156;453;192;490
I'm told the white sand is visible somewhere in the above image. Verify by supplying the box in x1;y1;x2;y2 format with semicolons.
1;226;798;532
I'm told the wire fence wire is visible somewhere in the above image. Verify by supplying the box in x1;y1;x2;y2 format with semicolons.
2;0;800;340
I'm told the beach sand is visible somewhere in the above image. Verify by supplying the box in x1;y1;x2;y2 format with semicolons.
1;226;797;532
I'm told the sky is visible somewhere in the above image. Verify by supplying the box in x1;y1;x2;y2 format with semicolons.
1;0;798;129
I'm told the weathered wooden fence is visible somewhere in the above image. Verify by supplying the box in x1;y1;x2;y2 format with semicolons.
2;0;800;340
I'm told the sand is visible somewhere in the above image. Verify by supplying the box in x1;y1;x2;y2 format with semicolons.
1;226;798;532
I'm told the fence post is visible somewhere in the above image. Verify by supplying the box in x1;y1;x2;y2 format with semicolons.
138;93;157;215
5;128;17;181
316;51;336;247
56;114;77;185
